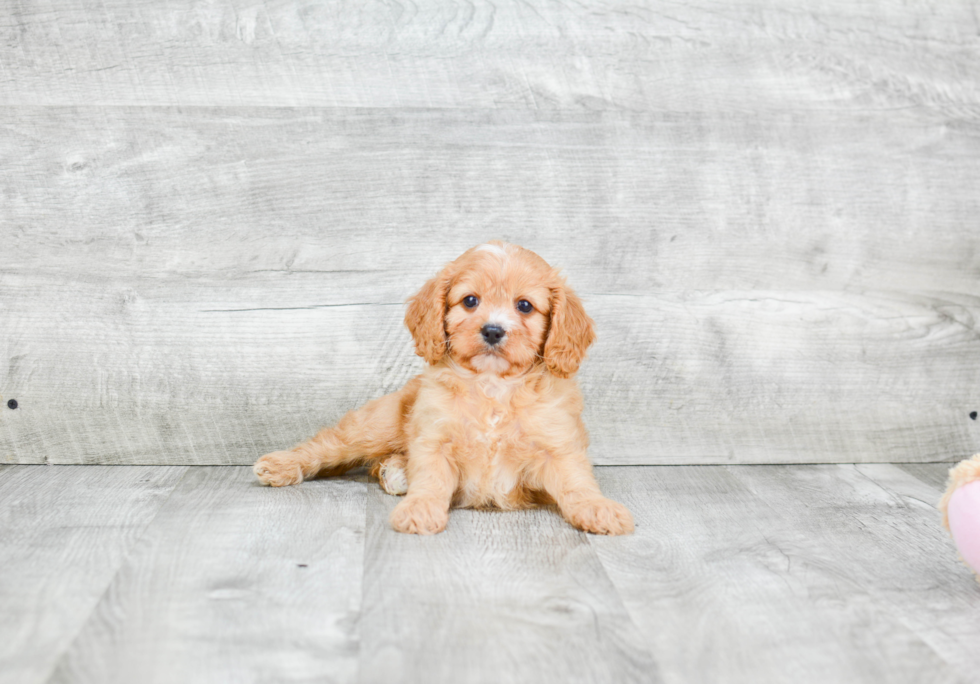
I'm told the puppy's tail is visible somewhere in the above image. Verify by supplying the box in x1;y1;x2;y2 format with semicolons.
254;376;420;485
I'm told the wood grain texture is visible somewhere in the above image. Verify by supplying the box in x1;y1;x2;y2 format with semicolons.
0;465;186;684
898;462;957;491
589;465;979;684
45;467;367;684
4;106;980;295
3;3;980;466
2;105;980;465
3;285;979;465
358;485;659;684
6;464;979;683
0;1;977;113
777;463;980;679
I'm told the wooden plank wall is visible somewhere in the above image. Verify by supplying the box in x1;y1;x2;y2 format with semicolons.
1;1;979;465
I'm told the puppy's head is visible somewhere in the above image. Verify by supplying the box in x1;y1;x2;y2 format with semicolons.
405;242;595;377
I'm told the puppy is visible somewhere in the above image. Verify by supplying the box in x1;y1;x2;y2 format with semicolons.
253;242;634;536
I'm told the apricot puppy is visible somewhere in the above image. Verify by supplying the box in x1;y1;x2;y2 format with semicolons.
253;242;634;536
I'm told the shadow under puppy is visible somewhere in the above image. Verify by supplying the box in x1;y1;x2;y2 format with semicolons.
254;242;634;536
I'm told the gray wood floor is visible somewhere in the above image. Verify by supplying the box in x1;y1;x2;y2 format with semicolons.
2;464;977;684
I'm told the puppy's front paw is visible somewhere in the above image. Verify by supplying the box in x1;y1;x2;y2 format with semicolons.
565;498;634;535
390;497;449;535
253;451;306;487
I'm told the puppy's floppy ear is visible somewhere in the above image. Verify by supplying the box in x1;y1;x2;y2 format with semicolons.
543;274;595;378
405;265;453;365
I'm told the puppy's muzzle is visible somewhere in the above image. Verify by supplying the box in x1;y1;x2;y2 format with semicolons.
481;324;506;347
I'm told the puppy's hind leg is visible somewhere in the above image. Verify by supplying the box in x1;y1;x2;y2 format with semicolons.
371;453;409;496
254;378;419;487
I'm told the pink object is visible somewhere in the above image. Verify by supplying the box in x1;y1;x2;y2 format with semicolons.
947;480;980;575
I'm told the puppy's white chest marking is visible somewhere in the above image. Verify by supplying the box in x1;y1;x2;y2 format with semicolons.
476;373;517;402
470;374;520;436
455;372;526;507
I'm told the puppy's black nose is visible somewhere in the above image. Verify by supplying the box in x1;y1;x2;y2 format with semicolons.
481;324;506;346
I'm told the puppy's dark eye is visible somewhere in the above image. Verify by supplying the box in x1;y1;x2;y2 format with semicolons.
463;295;479;309
516;300;533;314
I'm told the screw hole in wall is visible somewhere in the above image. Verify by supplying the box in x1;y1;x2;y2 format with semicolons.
6;399;16;410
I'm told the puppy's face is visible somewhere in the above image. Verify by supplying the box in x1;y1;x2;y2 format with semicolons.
405;243;595;378
444;245;552;375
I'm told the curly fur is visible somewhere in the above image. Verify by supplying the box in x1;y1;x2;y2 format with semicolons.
254;242;633;536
